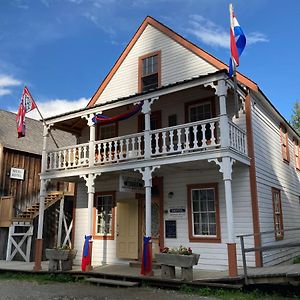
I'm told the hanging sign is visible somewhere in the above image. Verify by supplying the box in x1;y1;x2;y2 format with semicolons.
119;175;144;193
10;167;25;180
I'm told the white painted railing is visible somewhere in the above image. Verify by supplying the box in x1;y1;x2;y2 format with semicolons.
150;118;220;156
229;121;247;155
47;143;89;170
45;118;247;171
94;132;144;164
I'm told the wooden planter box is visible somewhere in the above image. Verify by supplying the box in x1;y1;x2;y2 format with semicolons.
45;249;77;271
155;253;200;281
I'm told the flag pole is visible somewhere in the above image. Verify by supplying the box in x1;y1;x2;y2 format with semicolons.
229;3;240;119
26;88;59;148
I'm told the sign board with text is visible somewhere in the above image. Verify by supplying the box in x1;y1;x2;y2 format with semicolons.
10;168;25;180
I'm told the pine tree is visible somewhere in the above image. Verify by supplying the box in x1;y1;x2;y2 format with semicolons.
290;101;300;135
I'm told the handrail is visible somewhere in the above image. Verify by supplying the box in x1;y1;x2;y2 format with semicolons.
238;227;300;285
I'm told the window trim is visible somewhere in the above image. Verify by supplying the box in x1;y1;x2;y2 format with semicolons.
184;97;216;123
271;188;284;241
138;50;161;93
293;138;300;171
280;124;290;163
93;191;116;240
187;183;221;243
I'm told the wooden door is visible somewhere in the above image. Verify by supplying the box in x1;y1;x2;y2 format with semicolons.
116;199;139;259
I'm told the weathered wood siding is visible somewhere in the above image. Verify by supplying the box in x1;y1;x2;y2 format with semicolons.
0;147;41;213
73;164;254;270
251;94;300;266
95;24;218;105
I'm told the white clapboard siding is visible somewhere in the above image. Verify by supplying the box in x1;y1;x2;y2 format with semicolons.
73;163;255;270
96;24;218;105
251;95;300;266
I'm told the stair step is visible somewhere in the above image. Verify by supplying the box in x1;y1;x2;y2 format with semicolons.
85;277;139;287
129;261;161;269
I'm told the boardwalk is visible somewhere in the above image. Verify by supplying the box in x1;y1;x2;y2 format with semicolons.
0;260;300;287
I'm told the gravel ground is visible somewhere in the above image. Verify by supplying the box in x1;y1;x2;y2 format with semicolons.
0;280;215;300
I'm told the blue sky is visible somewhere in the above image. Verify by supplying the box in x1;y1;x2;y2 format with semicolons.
0;0;299;121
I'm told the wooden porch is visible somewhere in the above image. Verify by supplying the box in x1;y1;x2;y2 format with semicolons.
0;260;299;288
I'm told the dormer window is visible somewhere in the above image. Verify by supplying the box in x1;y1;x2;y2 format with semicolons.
138;51;161;92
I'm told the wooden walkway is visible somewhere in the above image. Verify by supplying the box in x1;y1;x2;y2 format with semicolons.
0;260;299;287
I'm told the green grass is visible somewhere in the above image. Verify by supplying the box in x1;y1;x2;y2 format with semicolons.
293;256;300;264
179;284;299;300
0;272;82;283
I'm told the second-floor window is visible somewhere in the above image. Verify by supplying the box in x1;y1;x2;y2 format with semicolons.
280;125;290;163
98;124;117;140
138;51;161;92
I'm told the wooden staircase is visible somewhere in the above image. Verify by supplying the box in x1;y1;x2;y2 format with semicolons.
13;192;64;221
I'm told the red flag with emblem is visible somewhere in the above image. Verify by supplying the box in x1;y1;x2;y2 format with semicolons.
16;86;37;138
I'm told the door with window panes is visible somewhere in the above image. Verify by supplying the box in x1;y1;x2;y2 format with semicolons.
185;98;215;147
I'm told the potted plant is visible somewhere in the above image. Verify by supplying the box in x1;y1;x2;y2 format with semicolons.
45;245;77;271
155;246;200;281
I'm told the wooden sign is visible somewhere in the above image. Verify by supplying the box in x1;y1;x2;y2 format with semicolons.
10;167;25;180
119;175;144;193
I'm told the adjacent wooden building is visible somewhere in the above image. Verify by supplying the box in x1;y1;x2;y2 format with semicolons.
0;110;75;260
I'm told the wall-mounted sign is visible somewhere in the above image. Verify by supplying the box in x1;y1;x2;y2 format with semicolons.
10;167;25;180
119;175;144;193
169;206;186;217
165;220;177;238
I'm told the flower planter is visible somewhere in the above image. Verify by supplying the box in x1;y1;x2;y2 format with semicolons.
155;253;200;281
45;249;77;271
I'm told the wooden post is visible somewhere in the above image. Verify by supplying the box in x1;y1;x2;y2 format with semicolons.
57;196;65;248
240;235;248;285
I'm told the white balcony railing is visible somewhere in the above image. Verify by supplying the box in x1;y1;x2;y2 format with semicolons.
46;117;247;171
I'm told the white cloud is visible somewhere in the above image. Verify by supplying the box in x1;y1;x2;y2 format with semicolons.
187;14;268;49
26;97;89;120
0;75;22;97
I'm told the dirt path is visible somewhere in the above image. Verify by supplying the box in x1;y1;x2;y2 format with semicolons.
0;280;215;300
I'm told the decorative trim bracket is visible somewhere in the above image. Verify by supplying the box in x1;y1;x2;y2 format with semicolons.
80;173;101;193
142;97;159;114
135;166;160;187
82;113;97;127
208;157;235;180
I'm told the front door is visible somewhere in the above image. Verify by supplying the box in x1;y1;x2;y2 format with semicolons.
116;199;139;259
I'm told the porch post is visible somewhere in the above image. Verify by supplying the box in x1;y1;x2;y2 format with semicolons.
135;166;160;275
216;79;230;148
208;157;238;277
142;97;158;159
34;124;49;271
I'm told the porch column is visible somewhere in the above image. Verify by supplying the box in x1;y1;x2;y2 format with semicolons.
142;98;158;159
80;173;101;271
82;113;96;167
34;125;49;271
208;157;238;277
135;166;160;275
216;79;230;148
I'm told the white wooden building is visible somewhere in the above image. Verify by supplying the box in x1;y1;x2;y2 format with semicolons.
35;16;300;276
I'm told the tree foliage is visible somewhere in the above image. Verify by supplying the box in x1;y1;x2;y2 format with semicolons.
290;101;300;135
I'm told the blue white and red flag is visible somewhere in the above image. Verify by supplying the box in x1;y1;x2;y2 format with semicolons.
229;4;246;77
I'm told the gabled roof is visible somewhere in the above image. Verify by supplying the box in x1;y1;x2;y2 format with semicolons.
0;109;76;155
87;15;258;108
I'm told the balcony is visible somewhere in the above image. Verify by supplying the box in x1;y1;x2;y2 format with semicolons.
45;117;247;173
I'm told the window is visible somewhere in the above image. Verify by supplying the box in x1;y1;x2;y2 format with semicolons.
280;125;290;163
185;98;215;146
272;188;284;240
98;123;117;140
187;183;221;243
138;51;161;92
93;192;115;240
294;139;300;170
